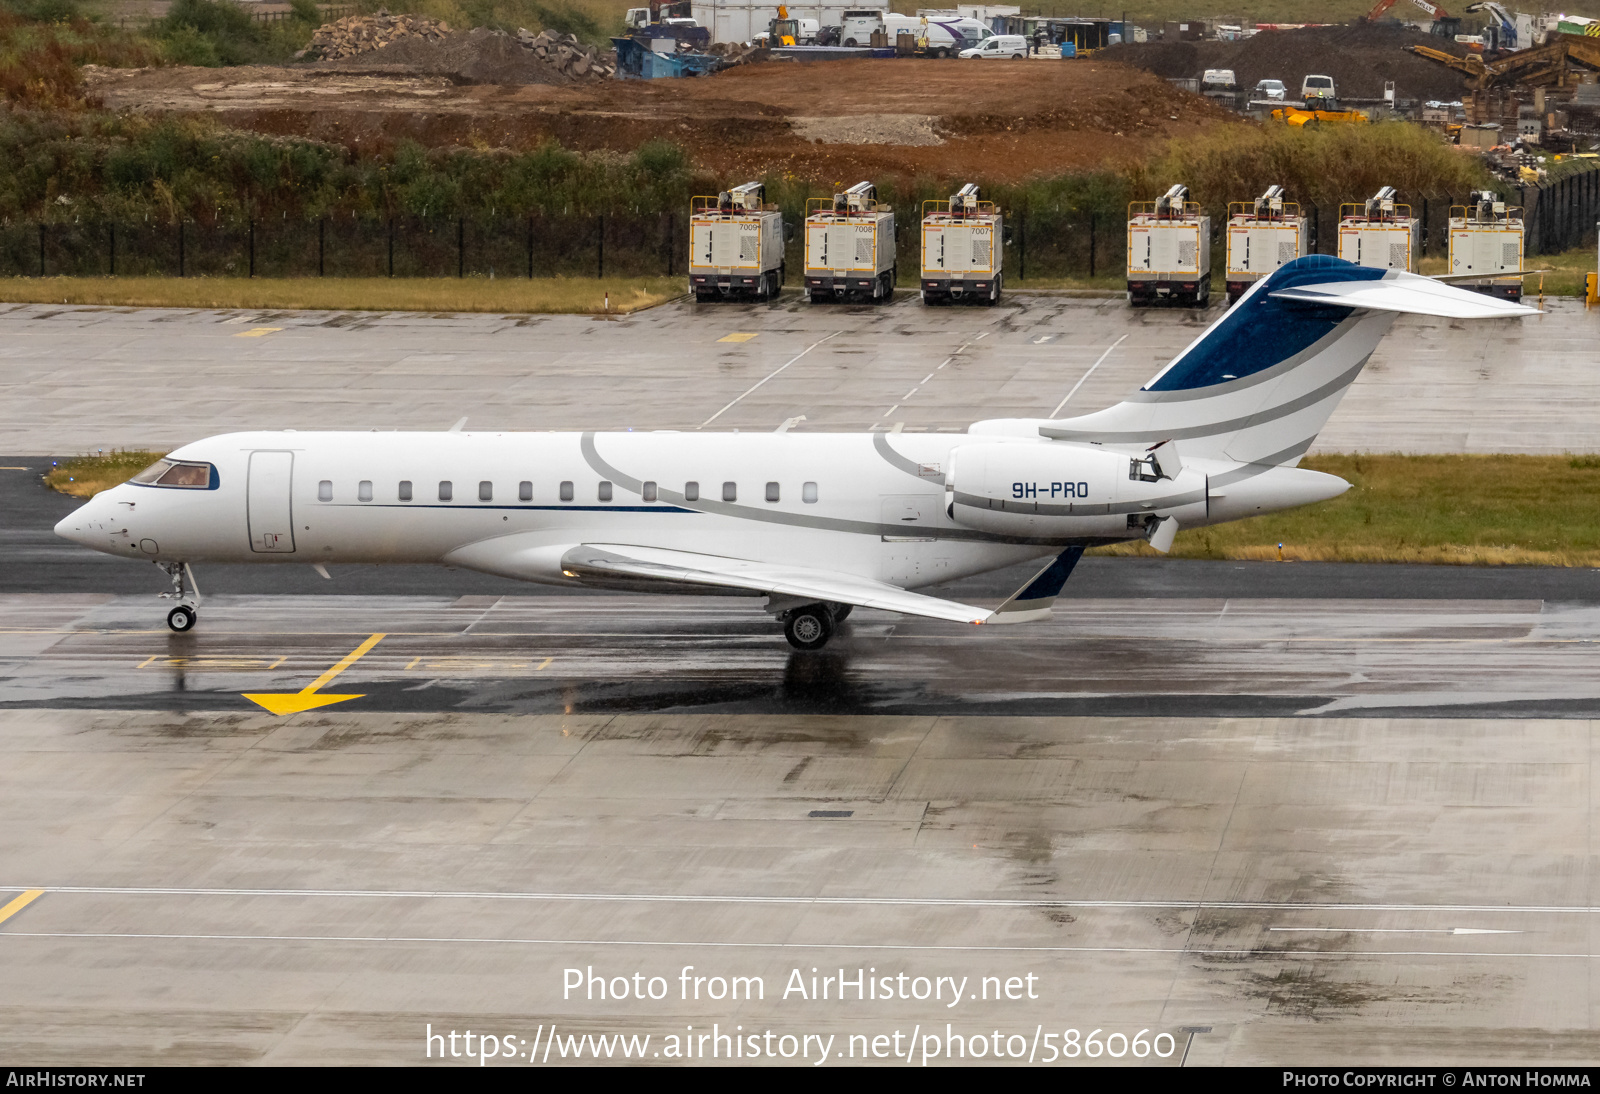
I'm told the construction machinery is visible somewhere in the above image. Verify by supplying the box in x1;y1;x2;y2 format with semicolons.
804;182;897;304
919;183;1003;306
1338;187;1419;272
1366;0;1461;38
1127;184;1211;307
614;0;719;79
1448;190;1524;299
769;4;799;46
1465;1;1520;49
1272;104;1370;126
1224;186;1308;303
689;183;787;302
1410;32;1600;88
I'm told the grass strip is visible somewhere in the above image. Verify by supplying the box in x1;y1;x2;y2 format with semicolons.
0;276;683;315
46;452;1600;567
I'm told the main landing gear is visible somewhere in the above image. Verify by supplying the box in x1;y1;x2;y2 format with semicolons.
780;602;852;651
159;561;200;632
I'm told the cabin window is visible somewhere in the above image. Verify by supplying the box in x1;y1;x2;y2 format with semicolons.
803;481;818;503
598;481;613;502
560;480;574;502
438;480;453;501
642;480;658;502
723;481;737;502
684;481;699;502
519;481;532;502
358;480;373;502
398;480;413;502
318;480;332;502
765;481;780;503
479;480;493;502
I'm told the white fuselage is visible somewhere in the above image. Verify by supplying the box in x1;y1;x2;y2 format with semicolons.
54;429;1344;595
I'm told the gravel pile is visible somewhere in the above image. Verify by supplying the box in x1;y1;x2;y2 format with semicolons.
301;11;451;62
324;25;614;85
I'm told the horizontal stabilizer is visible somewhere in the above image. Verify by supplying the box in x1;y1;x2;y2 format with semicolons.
563;543;992;625
1270;272;1537;319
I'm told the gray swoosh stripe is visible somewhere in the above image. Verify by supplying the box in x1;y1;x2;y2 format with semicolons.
578;432;1072;547
874;431;946;485
951;487;1207;517
1038;358;1367;445
1126;318;1362;404
1208;436;1319;487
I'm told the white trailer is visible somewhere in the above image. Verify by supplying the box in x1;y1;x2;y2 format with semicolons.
1225;185;1307;303
1448;190;1524;300
1338;186;1418;273
804;181;897;303
1127;184;1211;307
919;183;1003;305
689;182;787;301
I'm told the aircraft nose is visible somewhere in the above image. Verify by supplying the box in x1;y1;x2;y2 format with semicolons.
54;496;107;545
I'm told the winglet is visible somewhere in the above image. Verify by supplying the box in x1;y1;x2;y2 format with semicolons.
986;546;1085;625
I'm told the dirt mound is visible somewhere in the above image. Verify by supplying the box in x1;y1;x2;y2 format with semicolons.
303;12;451;62
326;26;614;85
1099;23;1475;101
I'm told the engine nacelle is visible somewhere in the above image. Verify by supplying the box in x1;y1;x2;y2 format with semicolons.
947;442;1208;539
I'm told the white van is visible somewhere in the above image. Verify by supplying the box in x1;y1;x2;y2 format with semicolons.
840;8;883;46
882;12;989;56
960;33;1027;58
1302;74;1336;102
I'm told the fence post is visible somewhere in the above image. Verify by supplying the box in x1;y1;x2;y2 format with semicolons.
318;218;325;276
108;223;115;277
37;222;43;277
248;218;255;278
387;219;394;278
457;216;464;278
526;216;533;279
1088;211;1096;278
666;212;674;277
178;221;185;277
1018;212;1026;282
597;214;605;279
1420;196;1429;256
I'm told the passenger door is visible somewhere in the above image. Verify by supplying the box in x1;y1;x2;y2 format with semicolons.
247;450;296;554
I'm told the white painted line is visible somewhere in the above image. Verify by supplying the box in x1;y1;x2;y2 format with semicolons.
1049;334;1128;419
0;931;1581;959
9;885;1595;916
700;331;842;428
1269;927;1522;936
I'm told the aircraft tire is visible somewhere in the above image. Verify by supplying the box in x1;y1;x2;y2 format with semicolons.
828;603;853;622
784;605;834;650
167;605;196;633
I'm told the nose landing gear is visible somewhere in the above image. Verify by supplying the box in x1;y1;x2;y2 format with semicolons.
158;562;200;632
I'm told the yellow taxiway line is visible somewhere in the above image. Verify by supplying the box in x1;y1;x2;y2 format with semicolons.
0;889;43;927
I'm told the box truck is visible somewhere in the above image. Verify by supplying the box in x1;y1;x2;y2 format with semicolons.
920;182;1003;305
804;181;897;302
1127;183;1211;307
689;181;787;301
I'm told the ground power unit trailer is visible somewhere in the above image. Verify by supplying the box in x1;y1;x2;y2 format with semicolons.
688;182;787;301
1449;189;1524;300
919;183;1003;305
803;181;897;303
1127;183;1211;307
1224;184;1307;303
1338;186;1418;272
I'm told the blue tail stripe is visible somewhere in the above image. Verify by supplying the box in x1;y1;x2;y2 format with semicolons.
1145;256;1386;393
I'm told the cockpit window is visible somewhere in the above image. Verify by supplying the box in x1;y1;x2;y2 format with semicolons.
129;458;217;489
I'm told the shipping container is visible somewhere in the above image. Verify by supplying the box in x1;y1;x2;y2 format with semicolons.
920;183;1003;305
1127;184;1211;306
804;181;897;302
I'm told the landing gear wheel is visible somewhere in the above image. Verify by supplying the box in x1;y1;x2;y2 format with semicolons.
828;603;853;622
167;604;196;633
784;605;835;651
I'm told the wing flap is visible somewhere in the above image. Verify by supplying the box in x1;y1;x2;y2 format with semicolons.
1270;273;1537;319
562;543;990;625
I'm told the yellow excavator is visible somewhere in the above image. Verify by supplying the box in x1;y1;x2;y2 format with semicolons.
769;4;799;46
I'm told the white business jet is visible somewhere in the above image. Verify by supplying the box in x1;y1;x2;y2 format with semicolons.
56;257;1532;650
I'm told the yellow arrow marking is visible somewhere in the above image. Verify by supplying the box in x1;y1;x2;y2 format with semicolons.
0;889;43;926
235;327;282;338
243;633;385;716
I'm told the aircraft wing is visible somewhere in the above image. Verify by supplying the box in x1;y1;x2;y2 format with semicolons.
561;543;991;625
